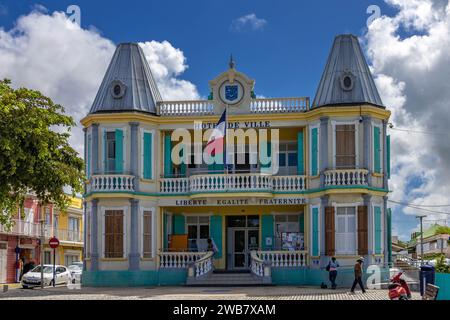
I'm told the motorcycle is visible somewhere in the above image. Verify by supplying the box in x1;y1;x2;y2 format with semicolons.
388;272;412;300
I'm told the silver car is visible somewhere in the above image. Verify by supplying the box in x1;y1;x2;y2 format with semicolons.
21;265;72;288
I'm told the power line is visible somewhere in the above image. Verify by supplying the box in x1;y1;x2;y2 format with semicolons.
388;200;450;215
388;127;450;136
389;200;450;208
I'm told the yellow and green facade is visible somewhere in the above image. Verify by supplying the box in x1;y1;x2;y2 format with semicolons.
81;35;392;287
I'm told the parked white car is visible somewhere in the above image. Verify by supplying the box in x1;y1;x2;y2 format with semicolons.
68;262;83;284
21;265;72;288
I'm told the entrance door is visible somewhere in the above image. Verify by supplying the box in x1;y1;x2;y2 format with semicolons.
229;229;259;270
0;243;7;283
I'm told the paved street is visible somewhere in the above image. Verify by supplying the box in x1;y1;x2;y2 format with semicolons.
0;285;421;300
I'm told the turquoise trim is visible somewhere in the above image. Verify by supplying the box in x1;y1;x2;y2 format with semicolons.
163;213;168;249
173;215;185;235
387;135;391;179
143;132;152;179
297;131;304;175
299;212;305;233
84;186;390;199
164;134;172;178
387;208;392;265
312;207;319;256
82;270;187;287
115;129;124;174
374;126;381;174
271;267;390;287
311;128;318;176
261;215;274;250
374;206;382;254
436;273;450;300
210;216;222;258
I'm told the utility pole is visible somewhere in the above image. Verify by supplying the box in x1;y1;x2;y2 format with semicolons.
416;215;426;266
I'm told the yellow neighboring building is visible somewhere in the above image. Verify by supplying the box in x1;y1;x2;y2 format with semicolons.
42;197;83;266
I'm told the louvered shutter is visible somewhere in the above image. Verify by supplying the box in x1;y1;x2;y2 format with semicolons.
325;207;335;256
357;206;368;255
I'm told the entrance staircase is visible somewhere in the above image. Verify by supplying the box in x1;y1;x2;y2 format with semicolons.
186;271;271;287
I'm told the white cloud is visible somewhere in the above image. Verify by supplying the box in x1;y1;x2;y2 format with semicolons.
0;9;200;155
231;13;267;32
364;0;450;232
139;41;200;101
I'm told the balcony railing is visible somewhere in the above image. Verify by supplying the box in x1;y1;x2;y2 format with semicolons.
324;169;369;187
157;97;310;117
159;174;307;194
0;219;40;237
89;174;135;192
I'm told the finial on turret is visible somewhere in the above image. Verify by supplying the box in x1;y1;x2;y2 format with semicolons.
229;54;235;69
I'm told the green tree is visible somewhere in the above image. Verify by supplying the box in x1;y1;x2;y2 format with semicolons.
0;79;84;229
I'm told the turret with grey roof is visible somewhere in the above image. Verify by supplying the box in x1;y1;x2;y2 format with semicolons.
313;34;384;108
89;43;162;114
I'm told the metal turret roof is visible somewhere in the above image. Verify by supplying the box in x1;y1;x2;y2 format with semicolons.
89;43;162;114
313;34;384;108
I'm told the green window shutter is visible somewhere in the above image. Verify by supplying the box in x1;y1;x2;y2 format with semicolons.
163;214;168;250
297;131;305;175
261;215;274;250
387;208;392;265
172;215;185;235
115;129;124;174
374;206;382;254
374;127;381;173
164;133;172;178
103;130;107;172
180;144;186;177
312;207;319;256
311;128;318;176
143;132;152;179
87;135;91;178
299;213;305;234
387;135;391;179
210;216;223;258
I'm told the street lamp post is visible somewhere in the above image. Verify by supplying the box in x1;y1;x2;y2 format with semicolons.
39;205;45;289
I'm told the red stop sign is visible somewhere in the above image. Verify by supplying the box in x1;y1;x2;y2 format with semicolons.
49;237;60;249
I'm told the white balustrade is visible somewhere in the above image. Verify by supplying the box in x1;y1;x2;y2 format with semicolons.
257;251;308;267
193;251;214;278
160;174;307;194
159;178;189;194
156;97;309;117
250;97;310;114
0;219;41;237
158;100;214;116
272;176;307;192
159;252;206;269
324;169;369;187
90;175;135;192
250;251;266;277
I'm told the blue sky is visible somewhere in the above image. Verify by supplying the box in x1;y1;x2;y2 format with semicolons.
0;0;395;99
1;0;446;241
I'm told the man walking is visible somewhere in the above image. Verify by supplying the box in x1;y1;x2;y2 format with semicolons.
350;257;366;294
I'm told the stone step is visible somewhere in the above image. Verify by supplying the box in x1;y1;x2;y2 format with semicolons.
186;272;271;287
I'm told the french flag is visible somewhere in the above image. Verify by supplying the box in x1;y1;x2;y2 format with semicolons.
205;110;227;164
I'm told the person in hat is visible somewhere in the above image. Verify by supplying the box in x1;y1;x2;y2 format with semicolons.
350;257;366;294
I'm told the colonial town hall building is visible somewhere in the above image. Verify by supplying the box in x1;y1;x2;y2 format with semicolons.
81;34;392;286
